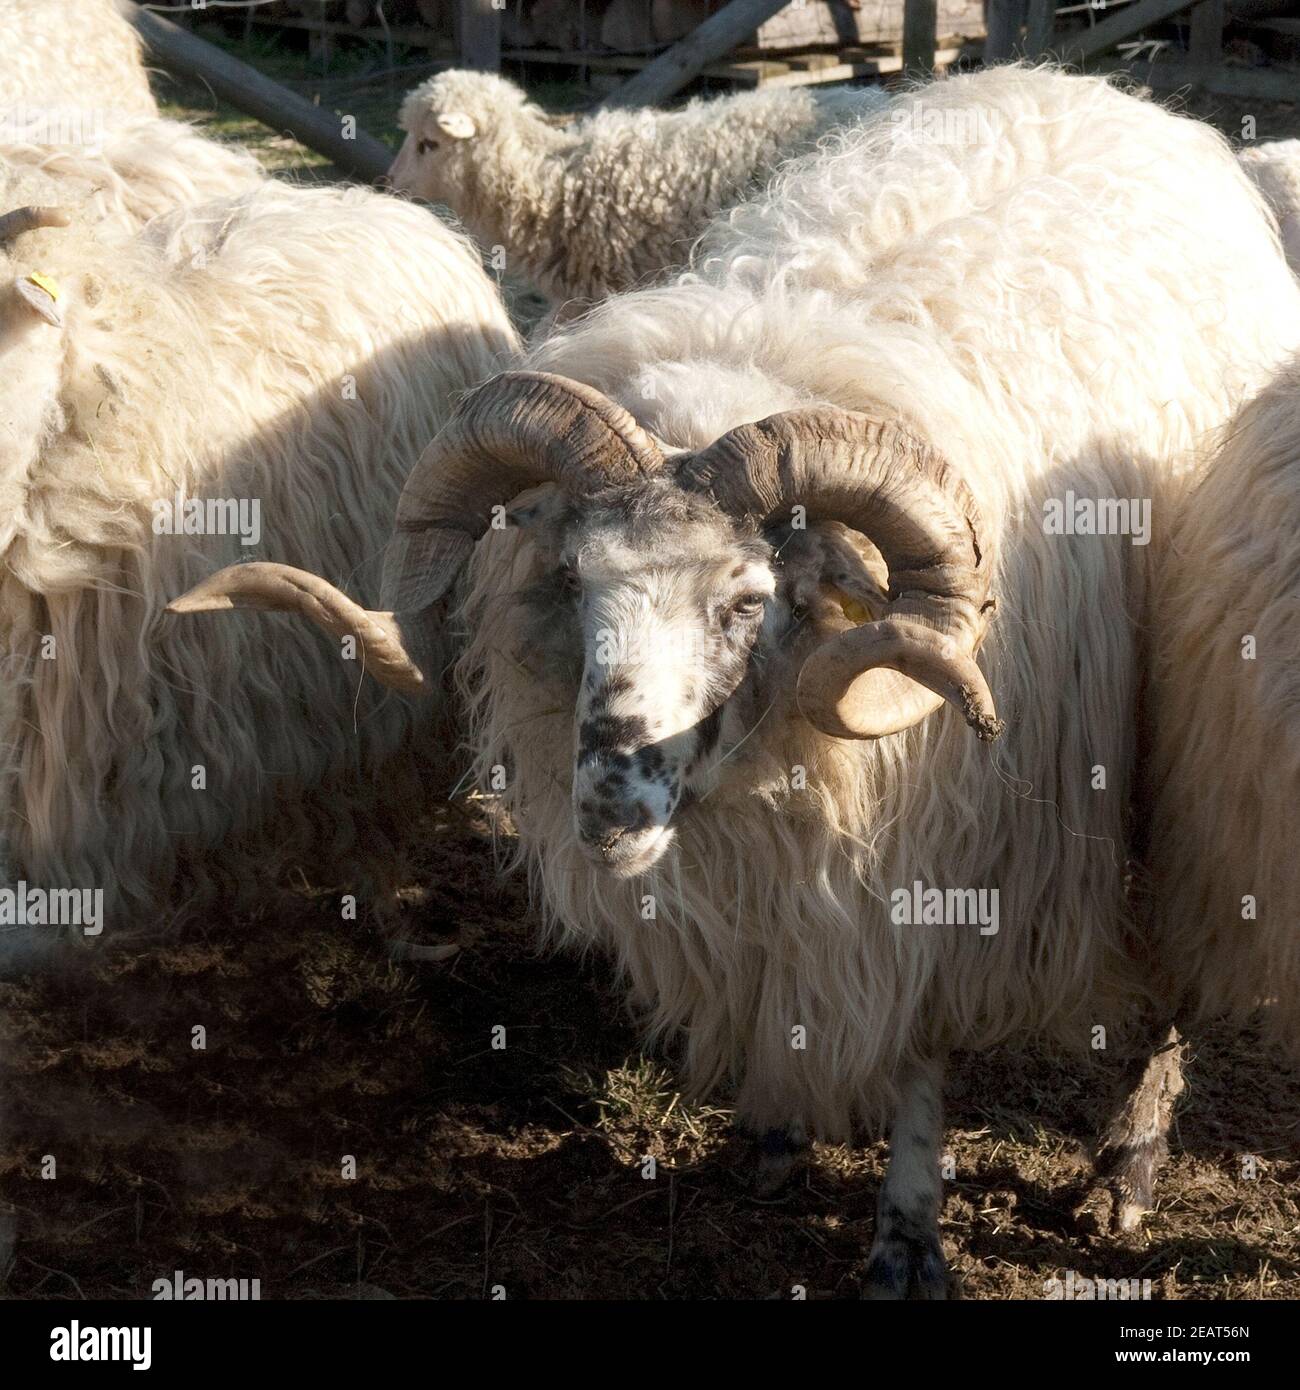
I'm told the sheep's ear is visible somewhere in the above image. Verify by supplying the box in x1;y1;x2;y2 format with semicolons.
14;273;63;326
435;111;477;140
773;521;889;619
503;482;566;529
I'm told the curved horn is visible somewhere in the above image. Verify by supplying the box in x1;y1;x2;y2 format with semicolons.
675;408;1002;741
382;370;665;615
169;373;664;692
0;206;71;241
166;562;424;694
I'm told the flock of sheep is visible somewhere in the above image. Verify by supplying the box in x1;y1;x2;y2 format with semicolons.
5;0;1300;1299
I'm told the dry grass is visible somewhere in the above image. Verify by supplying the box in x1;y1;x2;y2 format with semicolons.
2;807;1297;1300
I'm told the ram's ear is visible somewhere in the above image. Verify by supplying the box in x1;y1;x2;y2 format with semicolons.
435;111;478;140
502;481;567;530
772;520;889;620
14;272;63;326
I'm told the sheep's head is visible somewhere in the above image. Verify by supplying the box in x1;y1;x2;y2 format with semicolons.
169;373;1003;878
388;69;568;207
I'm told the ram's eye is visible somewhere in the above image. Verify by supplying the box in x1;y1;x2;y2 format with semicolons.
417;138;439;155
725;593;767;624
557;562;581;597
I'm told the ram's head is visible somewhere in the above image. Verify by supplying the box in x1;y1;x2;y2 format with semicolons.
170;373;1002;878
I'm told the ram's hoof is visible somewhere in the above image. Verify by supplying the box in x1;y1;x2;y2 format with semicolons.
749;1128;806;1198
1090;1137;1164;1235
863;1232;948;1300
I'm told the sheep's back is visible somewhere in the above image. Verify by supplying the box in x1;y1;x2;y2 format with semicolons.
0;0;157;117
1145;357;1300;1055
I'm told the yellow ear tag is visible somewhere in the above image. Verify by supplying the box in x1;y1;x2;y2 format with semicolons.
25;271;61;301
826;586;874;625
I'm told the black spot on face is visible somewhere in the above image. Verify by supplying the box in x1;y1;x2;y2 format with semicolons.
588;674;633;712
694;707;723;758
636;746;665;777
578;713;650;765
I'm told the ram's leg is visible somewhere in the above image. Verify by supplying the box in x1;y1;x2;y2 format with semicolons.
864;1057;947;1300
1094;1023;1185;1232
750;1125;808;1197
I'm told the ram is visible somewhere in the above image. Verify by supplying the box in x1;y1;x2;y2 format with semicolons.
388;69;888;311
0;168;517;941
172;67;1300;1294
0;0;157;117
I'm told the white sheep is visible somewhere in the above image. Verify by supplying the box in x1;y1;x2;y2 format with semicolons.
388;68;888;310
172;67;1300;1294
1143;354;1300;1061
1239;139;1300;274
0;167;517;943
0;0;157;117
0;109;263;236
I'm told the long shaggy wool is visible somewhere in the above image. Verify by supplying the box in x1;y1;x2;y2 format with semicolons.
0;0;156;117
1144;356;1300;1057
0;110;263;234
0;171;518;936
453;67;1300;1139
1239;139;1300;274
390;69;888;307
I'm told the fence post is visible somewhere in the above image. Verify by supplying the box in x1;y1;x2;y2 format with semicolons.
985;0;1028;61
459;0;502;72
903;0;939;76
1189;0;1226;69
1024;0;1056;56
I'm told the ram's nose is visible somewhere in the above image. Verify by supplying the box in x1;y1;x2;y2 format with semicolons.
573;796;673;877
576;798;654;855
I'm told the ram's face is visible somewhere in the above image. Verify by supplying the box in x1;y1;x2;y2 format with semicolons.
511;483;786;877
167;377;1001;871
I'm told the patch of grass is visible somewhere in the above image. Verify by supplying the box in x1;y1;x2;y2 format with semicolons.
567;1057;731;1166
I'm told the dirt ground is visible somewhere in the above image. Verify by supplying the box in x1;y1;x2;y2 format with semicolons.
1;32;1298;1301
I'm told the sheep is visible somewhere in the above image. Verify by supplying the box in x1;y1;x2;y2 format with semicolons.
0;109;263;236
1140;355;1300;1059
170;67;1300;1295
387;69;889;311
1239;139;1300;273
1090;349;1300;1235
0;0;157;118
0;166;518;944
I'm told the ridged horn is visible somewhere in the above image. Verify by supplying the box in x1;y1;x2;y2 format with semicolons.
382;370;665;615
168;373;665;692
675;407;1002;741
0;205;71;241
166;562;425;693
